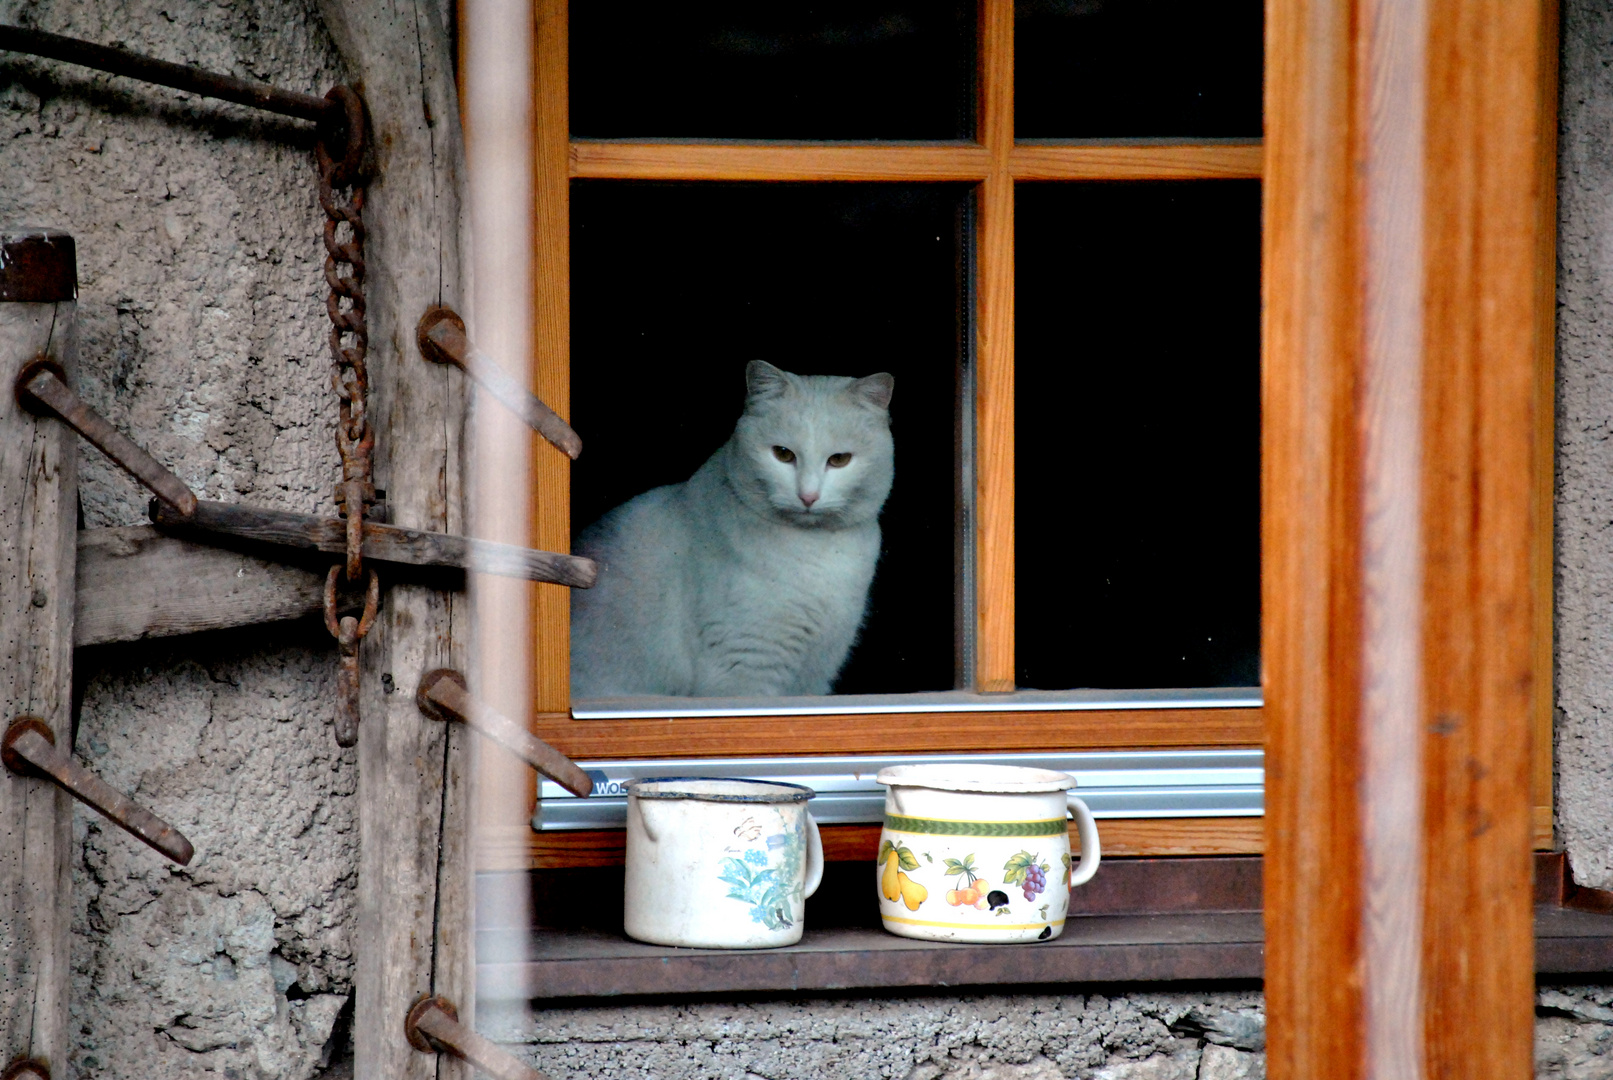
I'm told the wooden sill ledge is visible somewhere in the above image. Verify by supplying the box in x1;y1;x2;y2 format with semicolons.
479;915;1265;1001
477;854;1613;1001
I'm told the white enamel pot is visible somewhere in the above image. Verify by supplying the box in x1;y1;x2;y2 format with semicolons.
623;777;824;948
875;763;1100;943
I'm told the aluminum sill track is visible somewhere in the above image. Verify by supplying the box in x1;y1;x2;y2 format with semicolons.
535;748;1266;832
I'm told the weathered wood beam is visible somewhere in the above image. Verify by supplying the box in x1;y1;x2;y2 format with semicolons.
312;4;471;1080
0;230;77;1075
78;506;595;646
149;499;596;586
74;526;341;646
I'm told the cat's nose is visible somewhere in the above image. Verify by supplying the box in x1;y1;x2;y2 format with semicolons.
799;491;819;508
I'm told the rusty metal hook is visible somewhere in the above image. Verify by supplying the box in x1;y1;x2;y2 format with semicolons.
416;670;592;797
405;995;551;1080
314;84;368;189
416;306;582;460
323;566;379;748
3;717;194;865
15;357;197;517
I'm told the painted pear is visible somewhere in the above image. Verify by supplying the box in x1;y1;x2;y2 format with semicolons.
881;851;902;902
898;872;928;911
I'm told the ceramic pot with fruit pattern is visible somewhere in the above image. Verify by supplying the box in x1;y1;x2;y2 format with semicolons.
623;778;823;948
874;764;1100;943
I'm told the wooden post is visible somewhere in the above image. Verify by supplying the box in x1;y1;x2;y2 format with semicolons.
310;5;469;1080
1263;1;1555;1078
0;229;78;1074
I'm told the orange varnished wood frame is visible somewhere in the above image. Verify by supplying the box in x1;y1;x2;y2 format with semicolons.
531;0;1267;766
527;707;1260;761
570;142;1262;183
479;817;1267;872
1262;0;1556;1075
526;0;1555;876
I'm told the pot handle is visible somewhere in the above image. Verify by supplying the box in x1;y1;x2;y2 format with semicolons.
803;813;824;899
1066;794;1102;887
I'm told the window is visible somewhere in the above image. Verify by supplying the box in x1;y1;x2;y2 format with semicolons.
503;0;1556;882
481;0;1563;1044
525;0;1267;842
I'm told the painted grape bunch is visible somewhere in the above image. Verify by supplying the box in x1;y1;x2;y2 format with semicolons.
1003;850;1052;903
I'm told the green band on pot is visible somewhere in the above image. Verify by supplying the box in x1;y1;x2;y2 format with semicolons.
883;814;1067;837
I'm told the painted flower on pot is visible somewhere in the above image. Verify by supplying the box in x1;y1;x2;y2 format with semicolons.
718;820;808;931
719;848;793;930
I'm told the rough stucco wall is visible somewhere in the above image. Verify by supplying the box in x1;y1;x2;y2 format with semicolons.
1556;0;1613;893
484;993;1269;1080
1537;0;1613;1070
0;3;356;1078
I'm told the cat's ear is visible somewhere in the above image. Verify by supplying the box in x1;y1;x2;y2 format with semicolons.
746;360;792;402
852;372;895;411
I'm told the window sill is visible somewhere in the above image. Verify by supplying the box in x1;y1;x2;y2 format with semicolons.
477;854;1613;1001
479;914;1266;1001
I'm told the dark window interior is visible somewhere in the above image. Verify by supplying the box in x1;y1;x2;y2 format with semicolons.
570;182;968;695
1015;180;1261;691
570;1;977;141
1015;0;1264;140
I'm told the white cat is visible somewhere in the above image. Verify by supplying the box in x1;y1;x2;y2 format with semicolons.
571;360;896;697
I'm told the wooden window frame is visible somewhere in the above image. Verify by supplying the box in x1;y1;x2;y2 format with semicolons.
1261;0;1558;1073
520;0;1554;863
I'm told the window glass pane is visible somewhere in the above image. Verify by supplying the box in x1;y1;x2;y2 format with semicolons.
1015;1;1263;139
1015;180;1261;690
570;1;975;140
570;182;967;698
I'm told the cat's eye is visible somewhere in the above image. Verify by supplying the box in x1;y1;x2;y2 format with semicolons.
772;446;796;464
827;453;853;468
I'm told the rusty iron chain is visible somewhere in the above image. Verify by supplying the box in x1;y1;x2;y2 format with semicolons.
315;86;377;748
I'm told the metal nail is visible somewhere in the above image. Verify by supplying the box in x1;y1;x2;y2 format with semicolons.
416;306;583;460
405;995;550;1080
15;358;197;517
2;1059;50;1080
416;670;593;798
3;717;194;865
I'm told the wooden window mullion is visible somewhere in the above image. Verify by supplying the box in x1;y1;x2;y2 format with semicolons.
534;0;572;719
974;0;1017;692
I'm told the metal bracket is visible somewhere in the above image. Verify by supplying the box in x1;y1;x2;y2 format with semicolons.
1;1060;49;1080
405;995;549;1080
417;306;582;460
15;359;196;516
3;717;194;865
417;670;593;797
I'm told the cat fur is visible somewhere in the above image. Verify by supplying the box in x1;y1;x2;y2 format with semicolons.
571;360;895;697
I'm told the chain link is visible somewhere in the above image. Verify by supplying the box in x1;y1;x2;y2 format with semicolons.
316;86;376;748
